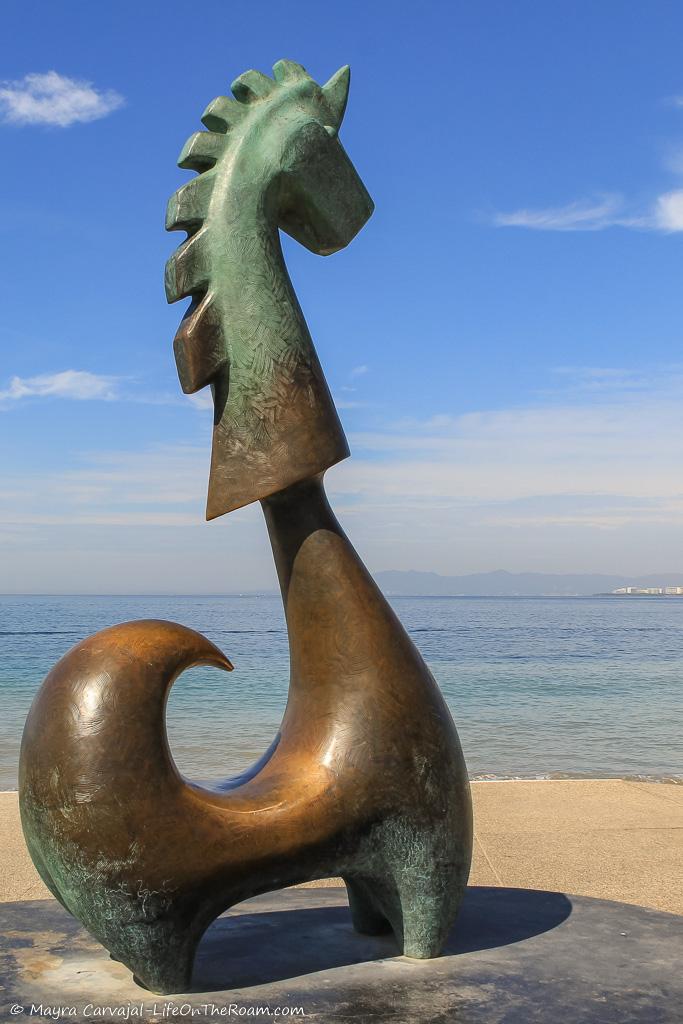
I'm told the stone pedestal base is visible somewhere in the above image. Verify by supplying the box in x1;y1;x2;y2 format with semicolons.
1;886;681;1022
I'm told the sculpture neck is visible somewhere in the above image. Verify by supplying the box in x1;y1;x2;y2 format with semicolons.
261;476;342;605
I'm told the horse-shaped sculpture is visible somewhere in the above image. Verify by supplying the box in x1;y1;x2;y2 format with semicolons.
19;60;472;995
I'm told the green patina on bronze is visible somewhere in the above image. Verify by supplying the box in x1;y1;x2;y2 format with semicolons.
165;60;373;518
19;60;472;996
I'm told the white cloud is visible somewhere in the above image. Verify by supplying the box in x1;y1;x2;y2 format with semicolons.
187;391;214;411
0;370;120;404
333;365;370;408
2;365;683;584
0;445;209;528
653;189;683;231
334;395;364;410
491;98;683;233
0;369;216;410
492;192;683;233
0;71;124;128
492;195;626;231
326;365;683;529
552;366;647;388
3;365;682;532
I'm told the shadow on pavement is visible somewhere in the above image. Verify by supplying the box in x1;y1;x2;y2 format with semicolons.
191;885;572;991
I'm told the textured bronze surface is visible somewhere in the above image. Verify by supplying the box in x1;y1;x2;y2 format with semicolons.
19;59;472;996
164;59;372;518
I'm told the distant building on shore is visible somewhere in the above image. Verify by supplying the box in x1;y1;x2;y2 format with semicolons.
612;586;683;596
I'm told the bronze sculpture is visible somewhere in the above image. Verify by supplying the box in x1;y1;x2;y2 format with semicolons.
19;60;473;995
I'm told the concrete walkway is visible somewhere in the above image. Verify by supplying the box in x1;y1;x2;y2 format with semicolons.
3;779;682;913
469;778;683;914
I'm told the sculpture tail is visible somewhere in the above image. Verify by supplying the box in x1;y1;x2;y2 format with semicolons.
18;620;234;993
20;619;232;804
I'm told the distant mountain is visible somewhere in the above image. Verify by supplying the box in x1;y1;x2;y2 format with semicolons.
374;569;683;597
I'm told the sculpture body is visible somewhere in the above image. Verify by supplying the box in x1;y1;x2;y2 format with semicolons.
19;61;473;995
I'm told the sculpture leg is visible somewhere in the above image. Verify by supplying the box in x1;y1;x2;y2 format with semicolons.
386;839;465;959
345;818;466;959
394;876;460;959
352;873;459;958
343;877;391;935
104;914;200;995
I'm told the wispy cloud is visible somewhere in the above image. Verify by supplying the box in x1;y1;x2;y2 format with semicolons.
0;71;124;127
187;391;214;411
492;192;683;233
0;370;121;404
333;364;372;408
491;97;683;233
652;189;683;230
2;366;682;583
0;369;217;411
0;445;208;528
546;365;677;396
328;365;683;528
492;195;628;232
3;365;682;534
334;396;365;410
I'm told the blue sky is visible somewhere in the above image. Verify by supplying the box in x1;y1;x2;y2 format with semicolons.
1;0;682;592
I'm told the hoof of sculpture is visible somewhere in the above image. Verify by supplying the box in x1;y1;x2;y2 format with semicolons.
19;58;473;995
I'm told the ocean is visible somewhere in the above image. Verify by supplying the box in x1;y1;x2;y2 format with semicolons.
1;594;681;790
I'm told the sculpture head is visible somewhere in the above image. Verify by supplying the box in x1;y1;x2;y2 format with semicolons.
265;61;375;254
204;60;372;255
166;61;373;516
166;59;373;394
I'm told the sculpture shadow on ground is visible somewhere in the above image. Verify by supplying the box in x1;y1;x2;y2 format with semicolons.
189;885;573;993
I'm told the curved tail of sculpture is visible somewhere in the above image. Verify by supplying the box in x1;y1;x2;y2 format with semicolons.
20;620;232;803
19;621;237;992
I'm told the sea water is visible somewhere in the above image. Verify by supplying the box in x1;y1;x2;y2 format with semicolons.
1;594;681;789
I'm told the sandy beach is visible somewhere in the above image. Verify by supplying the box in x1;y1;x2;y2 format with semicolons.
2;778;681;914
